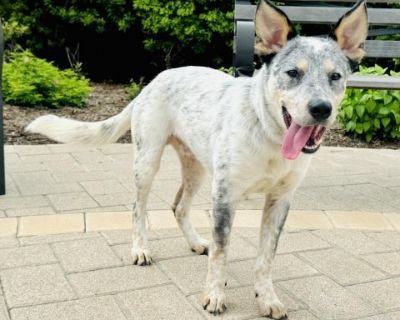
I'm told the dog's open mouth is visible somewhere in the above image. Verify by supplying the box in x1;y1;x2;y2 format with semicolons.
281;107;326;160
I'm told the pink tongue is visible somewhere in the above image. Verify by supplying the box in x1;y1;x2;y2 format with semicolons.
281;122;314;160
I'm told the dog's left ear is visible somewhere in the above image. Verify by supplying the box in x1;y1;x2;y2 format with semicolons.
333;0;368;62
255;0;297;56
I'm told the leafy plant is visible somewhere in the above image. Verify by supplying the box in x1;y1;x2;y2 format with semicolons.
338;65;400;142
0;0;235;80
3;50;91;108
128;78;145;99
1;18;29;50
133;0;234;68
0;0;140;81
219;66;234;76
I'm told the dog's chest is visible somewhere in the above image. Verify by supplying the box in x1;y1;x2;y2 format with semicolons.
236;152;310;196
247;159;289;192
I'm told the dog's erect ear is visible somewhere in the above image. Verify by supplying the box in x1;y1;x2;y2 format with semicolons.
255;0;297;56
333;0;368;62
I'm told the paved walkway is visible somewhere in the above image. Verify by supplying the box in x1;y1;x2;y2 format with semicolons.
2;144;400;216
1;228;400;320
0;144;400;319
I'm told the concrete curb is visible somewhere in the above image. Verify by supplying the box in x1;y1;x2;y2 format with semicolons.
1;209;399;237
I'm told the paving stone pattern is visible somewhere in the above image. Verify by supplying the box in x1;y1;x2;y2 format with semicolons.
0;228;399;319
2;145;400;215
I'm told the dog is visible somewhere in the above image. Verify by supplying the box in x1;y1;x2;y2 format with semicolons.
26;0;368;318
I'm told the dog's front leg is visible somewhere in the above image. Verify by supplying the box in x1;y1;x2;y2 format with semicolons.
202;196;234;314
255;195;291;319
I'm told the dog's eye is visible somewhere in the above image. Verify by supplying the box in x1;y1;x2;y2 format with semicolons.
330;73;341;81
286;70;298;78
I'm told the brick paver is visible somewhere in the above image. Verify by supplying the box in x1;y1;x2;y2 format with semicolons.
348;278;400;312
298;248;386;285
68;265;169;297
0;264;76;308
118;285;203;320
10;296;127;320
0;245;57;270
52;238;122;273
0;296;9;320
279;275;376;319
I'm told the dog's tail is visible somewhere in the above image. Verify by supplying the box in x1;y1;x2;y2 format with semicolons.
25;102;134;145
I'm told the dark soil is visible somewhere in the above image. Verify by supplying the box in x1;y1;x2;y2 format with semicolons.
4;83;132;145
4;83;400;149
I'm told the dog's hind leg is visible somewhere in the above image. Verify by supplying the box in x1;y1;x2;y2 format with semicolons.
254;194;291;319
131;115;168;266
170;138;209;255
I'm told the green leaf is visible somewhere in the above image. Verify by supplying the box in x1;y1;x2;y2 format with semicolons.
363;122;371;131
366;99;377;113
344;106;353;118
388;101;400;112
355;123;364;134
384;94;393;105
381;117;391;128
374;118;380;129
379;107;390;115
366;133;373;143
373;92;384;100
393;112;400;124
346;120;356;131
392;91;400;101
356;105;365;117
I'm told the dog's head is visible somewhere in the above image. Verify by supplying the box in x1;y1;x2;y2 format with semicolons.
255;0;368;160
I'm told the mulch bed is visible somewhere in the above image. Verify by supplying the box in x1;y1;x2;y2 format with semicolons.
4;83;400;149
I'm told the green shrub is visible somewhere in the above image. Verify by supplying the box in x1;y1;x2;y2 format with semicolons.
338;65;400;142
133;0;233;68
128;78;145;100
3;50;91;108
0;0;235;81
1;19;28;50
0;0;141;81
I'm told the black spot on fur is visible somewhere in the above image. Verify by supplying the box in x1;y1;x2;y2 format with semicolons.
212;202;232;248
135;136;142;149
348;58;359;72
216;83;232;102
101;122;113;134
272;202;290;254
257;53;276;68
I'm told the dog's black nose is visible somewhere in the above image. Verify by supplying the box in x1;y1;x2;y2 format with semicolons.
308;100;332;121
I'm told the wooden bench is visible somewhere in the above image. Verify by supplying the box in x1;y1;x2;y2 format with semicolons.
234;0;400;89
0;23;5;195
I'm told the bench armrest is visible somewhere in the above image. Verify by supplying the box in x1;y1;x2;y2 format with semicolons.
348;75;400;89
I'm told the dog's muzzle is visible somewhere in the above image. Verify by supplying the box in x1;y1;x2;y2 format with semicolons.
281;107;326;160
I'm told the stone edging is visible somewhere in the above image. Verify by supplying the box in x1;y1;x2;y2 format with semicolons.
0;209;399;238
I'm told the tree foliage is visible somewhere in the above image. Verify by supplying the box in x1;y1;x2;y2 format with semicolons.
0;0;234;81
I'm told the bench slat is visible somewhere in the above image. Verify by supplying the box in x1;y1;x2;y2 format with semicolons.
365;40;400;58
235;6;400;26
281;6;400;25
348;75;400;89
281;0;399;3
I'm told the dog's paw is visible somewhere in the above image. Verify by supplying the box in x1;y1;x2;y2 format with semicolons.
190;237;210;255
257;296;287;319
202;291;227;315
131;247;152;266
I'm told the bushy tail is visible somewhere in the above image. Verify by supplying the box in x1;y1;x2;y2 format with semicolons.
25;102;134;145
